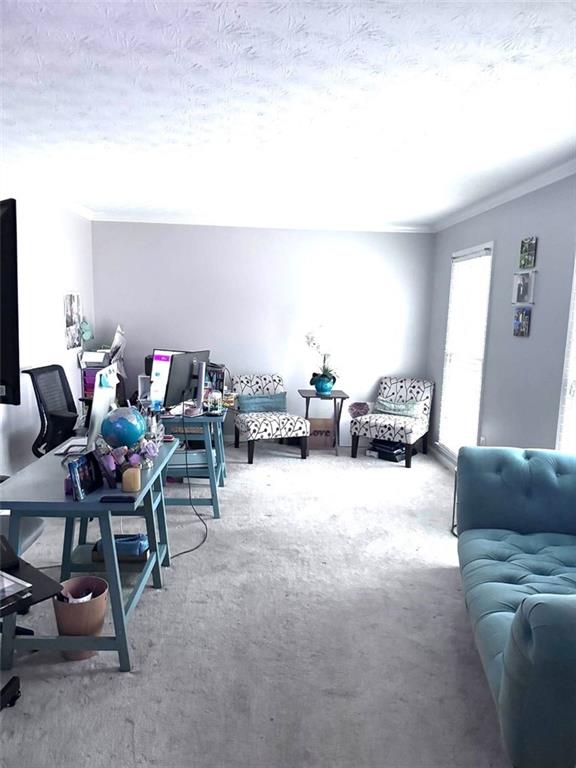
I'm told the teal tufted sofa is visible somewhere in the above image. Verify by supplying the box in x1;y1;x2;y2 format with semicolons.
457;446;576;768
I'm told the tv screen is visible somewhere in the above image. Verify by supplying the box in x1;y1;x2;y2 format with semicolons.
0;198;20;405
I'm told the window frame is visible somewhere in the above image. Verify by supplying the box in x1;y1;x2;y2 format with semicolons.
556;252;576;452
436;241;495;463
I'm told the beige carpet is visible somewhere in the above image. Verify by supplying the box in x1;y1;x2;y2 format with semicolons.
0;444;509;768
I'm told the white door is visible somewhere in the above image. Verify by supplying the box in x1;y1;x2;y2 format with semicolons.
557;258;576;452
438;243;493;459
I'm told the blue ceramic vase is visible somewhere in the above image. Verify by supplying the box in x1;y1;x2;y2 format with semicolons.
314;376;335;396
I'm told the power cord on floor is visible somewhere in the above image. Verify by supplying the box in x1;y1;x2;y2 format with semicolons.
171;407;208;560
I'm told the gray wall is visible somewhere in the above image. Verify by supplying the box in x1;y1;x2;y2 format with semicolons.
92;223;434;442
427;174;576;450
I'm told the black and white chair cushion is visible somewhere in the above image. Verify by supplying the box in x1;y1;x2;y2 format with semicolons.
232;374;310;463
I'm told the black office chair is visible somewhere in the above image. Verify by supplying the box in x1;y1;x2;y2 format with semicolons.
23;365;88;457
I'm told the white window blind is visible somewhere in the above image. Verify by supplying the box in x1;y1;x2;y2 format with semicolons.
557;257;576;452
438;243;493;459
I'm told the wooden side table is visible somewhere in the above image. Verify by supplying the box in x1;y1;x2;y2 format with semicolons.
298;389;349;456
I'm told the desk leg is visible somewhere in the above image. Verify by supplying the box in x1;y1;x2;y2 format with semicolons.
61;516;76;581
98;512;130;672
143;491;162;589
333;399;339;456
220;424;227;481
2;514;21;669
214;422;225;487
305;398;310;420
78;517;89;545
8;512;21;556
336;398;345;456
203;423;220;519
219;422;227;482
155;475;171;567
0;613;17;671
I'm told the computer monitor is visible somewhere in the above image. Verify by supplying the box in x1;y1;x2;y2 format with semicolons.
149;349;210;409
150;350;184;409
87;364;118;450
189;350;210;363
165;357;206;410
56;363;118;455
164;352;195;408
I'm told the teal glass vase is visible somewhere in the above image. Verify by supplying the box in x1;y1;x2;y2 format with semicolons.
314;376;335;396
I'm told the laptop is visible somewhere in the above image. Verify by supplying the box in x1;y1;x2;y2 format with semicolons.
55;364;118;455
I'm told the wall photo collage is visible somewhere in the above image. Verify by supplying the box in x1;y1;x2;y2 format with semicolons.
512;236;537;338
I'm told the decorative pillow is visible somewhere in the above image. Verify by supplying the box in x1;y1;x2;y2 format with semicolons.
349;402;370;419
237;393;287;413
373;398;424;417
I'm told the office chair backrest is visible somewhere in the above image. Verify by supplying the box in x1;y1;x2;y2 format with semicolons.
26;365;76;415
24;365;78;457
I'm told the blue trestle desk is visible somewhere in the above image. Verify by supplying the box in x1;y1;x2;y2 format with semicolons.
0;440;179;672
161;412;227;519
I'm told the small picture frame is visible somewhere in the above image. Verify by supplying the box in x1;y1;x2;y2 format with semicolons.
511;271;536;304
513;306;532;337
519;236;537;269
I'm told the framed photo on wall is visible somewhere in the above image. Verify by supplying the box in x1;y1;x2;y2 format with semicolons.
513;306;531;337
64;293;82;349
511;271;536;304
519;236;537;269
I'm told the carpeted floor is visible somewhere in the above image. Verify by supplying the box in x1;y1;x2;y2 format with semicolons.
0;445;509;768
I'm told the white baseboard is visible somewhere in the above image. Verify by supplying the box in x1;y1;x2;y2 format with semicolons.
430;444;456;472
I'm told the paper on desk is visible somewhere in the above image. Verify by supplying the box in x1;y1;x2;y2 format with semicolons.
0;570;32;601
79;351;109;368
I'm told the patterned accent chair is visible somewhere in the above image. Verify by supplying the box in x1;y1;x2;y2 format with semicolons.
350;377;434;468
232;374;310;464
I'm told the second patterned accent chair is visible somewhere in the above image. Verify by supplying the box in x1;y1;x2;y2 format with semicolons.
350;377;434;468
232;374;310;464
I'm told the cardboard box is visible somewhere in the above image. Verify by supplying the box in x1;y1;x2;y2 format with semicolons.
309;418;333;449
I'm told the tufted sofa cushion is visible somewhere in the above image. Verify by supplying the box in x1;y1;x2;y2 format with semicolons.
457;447;576;536
459;528;576;700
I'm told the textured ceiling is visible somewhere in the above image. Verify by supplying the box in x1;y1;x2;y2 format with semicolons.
1;1;575;230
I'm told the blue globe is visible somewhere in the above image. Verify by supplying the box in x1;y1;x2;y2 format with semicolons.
101;407;147;449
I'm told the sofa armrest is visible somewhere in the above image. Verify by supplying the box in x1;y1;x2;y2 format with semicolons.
499;594;576;768
457;447;576;535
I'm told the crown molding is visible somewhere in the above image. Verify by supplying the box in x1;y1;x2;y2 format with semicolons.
87;209;434;234
432;157;576;232
67;203;97;220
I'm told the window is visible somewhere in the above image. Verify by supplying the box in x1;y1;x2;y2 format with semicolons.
438;242;493;459
557;256;576;452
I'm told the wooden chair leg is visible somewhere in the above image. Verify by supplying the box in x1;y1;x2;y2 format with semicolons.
300;436;308;459
351;435;359;458
405;443;413;468
247;440;255;464
234;426;240;449
422;433;428;454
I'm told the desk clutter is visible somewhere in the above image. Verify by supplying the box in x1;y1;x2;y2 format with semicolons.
0;346;232;687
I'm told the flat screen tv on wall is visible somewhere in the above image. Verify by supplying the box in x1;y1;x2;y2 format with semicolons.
0;198;20;405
